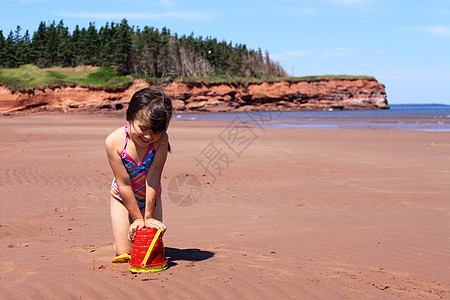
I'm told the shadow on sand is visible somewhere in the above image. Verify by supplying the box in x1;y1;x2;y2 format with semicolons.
165;247;215;269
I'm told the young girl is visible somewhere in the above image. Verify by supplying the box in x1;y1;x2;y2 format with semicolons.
105;87;172;262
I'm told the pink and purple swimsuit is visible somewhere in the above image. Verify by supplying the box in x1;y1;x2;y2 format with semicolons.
110;124;157;208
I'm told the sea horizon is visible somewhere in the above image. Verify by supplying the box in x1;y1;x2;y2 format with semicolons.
174;103;450;132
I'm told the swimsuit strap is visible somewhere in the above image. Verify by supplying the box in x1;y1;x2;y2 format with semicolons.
123;124;131;151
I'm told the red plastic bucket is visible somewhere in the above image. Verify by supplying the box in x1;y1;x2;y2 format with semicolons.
129;228;168;272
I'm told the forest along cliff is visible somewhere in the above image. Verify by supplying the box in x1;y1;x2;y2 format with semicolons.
0;77;388;114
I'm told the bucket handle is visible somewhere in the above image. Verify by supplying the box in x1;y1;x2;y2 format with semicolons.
141;228;162;268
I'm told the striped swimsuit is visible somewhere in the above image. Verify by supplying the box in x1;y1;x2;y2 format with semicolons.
110;124;156;208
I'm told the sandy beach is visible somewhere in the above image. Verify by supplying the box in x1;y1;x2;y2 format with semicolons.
0;113;448;299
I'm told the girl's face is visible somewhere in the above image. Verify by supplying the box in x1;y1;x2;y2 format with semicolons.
129;119;162;148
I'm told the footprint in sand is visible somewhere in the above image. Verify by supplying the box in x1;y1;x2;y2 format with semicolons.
331;260;349;266
7;243;29;248
0;144;15;152
82;194;97;200
54;207;72;213
0;261;15;273
0;261;37;283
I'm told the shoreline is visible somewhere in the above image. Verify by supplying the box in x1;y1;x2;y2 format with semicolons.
3;103;450;132
0;114;449;299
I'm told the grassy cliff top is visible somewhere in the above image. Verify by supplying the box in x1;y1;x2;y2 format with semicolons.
0;64;376;90
0;65;132;90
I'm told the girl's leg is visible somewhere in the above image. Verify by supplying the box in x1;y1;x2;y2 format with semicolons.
110;197;133;255
153;195;163;222
110;196;163;255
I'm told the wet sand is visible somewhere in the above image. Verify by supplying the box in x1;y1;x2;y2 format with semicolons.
0;114;449;299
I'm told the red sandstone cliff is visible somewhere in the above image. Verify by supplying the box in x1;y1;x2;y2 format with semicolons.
0;78;388;114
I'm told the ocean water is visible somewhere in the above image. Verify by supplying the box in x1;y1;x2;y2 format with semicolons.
174;104;450;132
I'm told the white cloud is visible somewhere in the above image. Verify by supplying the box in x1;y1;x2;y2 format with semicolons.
322;47;351;57
328;0;369;5
270;54;284;61
58;11;213;21
160;0;173;7
326;0;390;12
17;0;49;3
286;50;310;57
271;50;310;61
424;25;450;35
299;7;315;14
274;48;353;61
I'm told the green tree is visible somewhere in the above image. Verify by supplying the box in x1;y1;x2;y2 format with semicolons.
31;22;48;66
5;31;17;68
12;27;33;66
71;25;82;65
2;19;286;78
131;27;145;74
21;30;33;64
56;20;74;67
112;19;132;74
44;21;59;66
98;22;117;67
0;30;6;67
82;22;99;65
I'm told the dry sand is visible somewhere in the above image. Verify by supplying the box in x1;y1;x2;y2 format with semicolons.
0;114;448;299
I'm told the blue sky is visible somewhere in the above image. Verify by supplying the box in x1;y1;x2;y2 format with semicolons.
1;0;449;104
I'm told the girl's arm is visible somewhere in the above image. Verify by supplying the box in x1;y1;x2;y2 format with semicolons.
105;130;144;239
144;132;169;233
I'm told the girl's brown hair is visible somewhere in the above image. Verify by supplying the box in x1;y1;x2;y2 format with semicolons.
126;87;172;150
127;88;172;131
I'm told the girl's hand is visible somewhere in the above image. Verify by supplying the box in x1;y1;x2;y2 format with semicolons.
128;218;145;242
145;218;167;236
